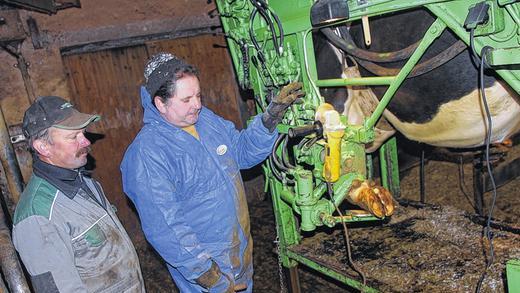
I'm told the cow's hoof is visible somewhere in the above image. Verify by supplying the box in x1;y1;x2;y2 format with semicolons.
347;180;395;218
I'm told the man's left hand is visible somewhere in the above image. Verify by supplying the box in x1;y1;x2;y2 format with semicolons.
262;82;306;132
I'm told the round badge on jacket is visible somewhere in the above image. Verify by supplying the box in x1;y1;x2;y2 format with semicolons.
216;144;227;155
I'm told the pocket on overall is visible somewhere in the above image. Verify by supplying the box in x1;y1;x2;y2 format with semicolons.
83;224;107;247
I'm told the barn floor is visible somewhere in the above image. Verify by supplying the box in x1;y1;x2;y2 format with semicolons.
136;140;520;292
290;201;520;292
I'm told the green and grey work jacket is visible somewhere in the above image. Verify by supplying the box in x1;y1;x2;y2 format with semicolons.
12;158;145;292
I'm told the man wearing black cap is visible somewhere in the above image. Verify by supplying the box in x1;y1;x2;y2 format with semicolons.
12;96;145;292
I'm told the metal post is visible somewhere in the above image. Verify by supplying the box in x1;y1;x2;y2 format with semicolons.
379;137;400;198
284;266;301;293
14;53;36;104
472;154;485;216
0;107;25;217
2;43;36;104
0;204;30;292
507;259;520;292
420;149;425;203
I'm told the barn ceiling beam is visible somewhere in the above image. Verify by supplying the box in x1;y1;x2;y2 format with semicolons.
61;25;221;56
53;14;221;55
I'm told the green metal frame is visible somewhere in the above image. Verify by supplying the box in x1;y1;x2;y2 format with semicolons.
507;259;520;292
216;0;520;291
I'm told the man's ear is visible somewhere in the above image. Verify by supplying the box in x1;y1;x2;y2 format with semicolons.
155;96;167;114
32;139;51;157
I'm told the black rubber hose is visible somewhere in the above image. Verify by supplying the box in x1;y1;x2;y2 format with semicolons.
281;135;295;169
250;0;280;55
355;40;467;78
321;27;421;63
321;26;467;78
271;134;289;172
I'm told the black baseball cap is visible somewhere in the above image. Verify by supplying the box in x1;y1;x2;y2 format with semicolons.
22;96;101;138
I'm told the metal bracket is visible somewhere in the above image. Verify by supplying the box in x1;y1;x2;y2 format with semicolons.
8;124;26;145
484;46;520;65
474;0;505;36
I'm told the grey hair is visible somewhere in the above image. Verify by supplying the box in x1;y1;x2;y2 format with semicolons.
28;128;53;153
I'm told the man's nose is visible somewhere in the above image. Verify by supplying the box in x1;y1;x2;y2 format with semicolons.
193;97;202;109
78;133;91;147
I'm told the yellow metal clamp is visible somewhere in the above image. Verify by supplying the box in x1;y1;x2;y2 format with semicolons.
323;130;344;182
315;103;345;183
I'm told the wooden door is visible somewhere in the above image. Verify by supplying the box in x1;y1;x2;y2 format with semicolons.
63;46;148;239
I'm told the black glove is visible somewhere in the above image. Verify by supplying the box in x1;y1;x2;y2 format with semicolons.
262;82;305;132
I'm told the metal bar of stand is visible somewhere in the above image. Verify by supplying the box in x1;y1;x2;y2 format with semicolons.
472;154;484;216
380;137;400;198
0;107;25;217
285;266;301;293
420;149;425;203
0;204;30;292
285;250;378;292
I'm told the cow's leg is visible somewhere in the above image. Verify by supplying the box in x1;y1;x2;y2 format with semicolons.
473;153;485;216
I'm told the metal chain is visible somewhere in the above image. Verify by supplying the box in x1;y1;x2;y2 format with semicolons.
274;225;287;293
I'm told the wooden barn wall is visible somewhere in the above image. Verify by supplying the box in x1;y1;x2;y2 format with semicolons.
62;47;148;237
62;34;242;237
0;0;220;206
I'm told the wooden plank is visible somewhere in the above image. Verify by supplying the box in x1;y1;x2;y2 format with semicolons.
62;46;148;238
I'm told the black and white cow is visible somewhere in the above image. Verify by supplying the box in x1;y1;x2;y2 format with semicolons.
314;8;520;151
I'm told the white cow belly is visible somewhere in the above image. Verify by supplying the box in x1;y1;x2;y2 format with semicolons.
384;82;520;148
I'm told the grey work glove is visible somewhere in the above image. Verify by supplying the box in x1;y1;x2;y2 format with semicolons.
262;82;305;132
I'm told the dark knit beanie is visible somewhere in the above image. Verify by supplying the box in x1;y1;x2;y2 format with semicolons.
144;52;188;97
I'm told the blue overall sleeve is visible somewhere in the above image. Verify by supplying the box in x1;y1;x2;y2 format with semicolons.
214;113;278;169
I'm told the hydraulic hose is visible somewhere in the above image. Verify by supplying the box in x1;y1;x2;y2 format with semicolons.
321;27;467;78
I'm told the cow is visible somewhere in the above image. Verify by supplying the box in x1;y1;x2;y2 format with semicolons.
314;8;520;152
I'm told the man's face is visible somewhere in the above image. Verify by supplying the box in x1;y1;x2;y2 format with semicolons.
156;75;202;127
40;127;92;169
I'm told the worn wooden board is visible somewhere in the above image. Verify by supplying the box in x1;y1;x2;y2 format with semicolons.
62;46;148;238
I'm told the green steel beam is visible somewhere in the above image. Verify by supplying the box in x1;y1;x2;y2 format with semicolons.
347;0;452;20
286;250;379;293
365;18;447;129
379;137;400;197
485;47;520;66
507;259;520;292
315;76;394;87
